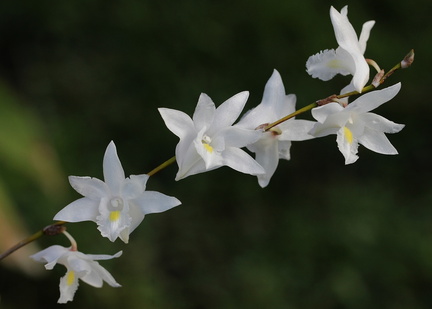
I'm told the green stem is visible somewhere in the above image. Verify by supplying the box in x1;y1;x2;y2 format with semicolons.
147;155;176;177
0;221;66;261
264;102;317;131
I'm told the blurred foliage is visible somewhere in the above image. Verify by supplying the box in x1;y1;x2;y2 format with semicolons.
0;82;67;276
0;0;431;308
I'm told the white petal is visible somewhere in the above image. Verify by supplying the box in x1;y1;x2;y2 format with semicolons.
347;83;401;113
209;133;226;152
310;125;339;138
340;5;348;16
350;53;370;93
330;6;361;55
210;91;249;134
237;102;273;130
134;191;181;215
103;141;126;195
278;140;292;161
122;175;149;199
81;261;121;288
94;266;121;288
175;133;197;167
280;120;316;141
306;49;351;80
222;147;264;176
68;176;109;199
67;254;92;274
158;108;195;139
175;137;204;180
358;127;400;155
119;228;131;243
311;102;344;123
30;245;68;270
359;21;375;54
175;158;206;180
221;126;262;148
360;113;405;133
336;126;359;164
125;204;145;234
249;137;279;188
85;250;123;261
261;70;286;110
193;93;216;132
58;270;79;303
53;197;99;222
79;265;104;288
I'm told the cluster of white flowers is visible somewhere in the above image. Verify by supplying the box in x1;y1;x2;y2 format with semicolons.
29;5;407;303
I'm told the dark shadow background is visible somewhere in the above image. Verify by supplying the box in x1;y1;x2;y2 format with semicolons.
0;0;431;308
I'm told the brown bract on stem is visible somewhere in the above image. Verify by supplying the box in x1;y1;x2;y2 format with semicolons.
316;94;339;106
43;222;67;236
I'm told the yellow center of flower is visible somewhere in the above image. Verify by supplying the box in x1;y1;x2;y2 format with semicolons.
110;210;121;222
66;270;75;286
108;197;124;222
201;134;214;153
344;126;353;144
203;143;213;153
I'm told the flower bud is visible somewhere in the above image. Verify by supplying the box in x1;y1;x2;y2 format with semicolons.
401;49;414;69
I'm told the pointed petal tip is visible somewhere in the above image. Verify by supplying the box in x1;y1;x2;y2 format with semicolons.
271;68;281;78
107;140;116;150
268;69;283;84
257;178;269;188
104;140;119;161
233;90;250;103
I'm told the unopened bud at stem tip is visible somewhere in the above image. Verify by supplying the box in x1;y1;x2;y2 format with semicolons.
401;49;415;69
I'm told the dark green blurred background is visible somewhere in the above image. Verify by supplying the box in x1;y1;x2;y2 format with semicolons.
0;0;430;308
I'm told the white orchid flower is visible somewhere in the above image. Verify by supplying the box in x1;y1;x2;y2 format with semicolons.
53;141;181;243
159;91;264;180
237;70;315;187
31;245;121;304
309;83;404;164
306;5;375;93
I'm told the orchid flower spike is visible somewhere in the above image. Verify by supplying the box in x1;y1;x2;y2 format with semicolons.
237;70;315;187
159;91;264;180
306;5;375;93
31;245;122;304
309;83;404;164
53;141;181;243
